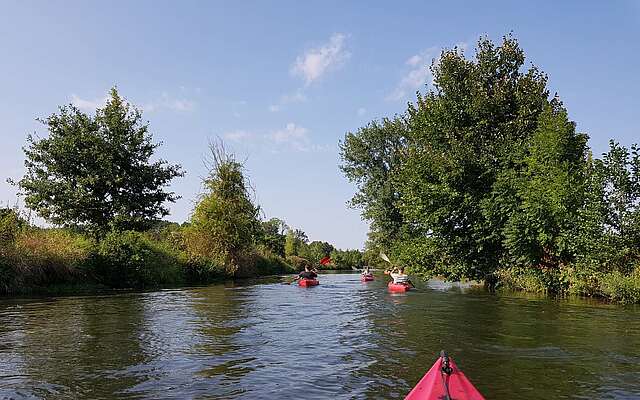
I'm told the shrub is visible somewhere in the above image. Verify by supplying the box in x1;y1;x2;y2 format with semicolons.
598;268;640;305
95;230;183;288
0;208;24;244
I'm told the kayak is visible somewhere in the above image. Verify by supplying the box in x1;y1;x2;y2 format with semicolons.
405;351;485;400
298;278;319;287
361;274;374;282
388;281;411;292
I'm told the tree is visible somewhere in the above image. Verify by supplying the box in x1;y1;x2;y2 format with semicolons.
17;88;183;236
284;228;308;257
184;141;260;274
306;240;335;264
502;104;588;268
340;117;407;248
258;217;288;257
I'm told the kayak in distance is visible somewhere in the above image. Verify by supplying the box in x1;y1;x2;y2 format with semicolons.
298;278;319;287
388;281;411;292
361;273;374;282
405;351;485;400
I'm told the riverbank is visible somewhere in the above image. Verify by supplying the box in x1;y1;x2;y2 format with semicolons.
0;222;296;296
494;266;640;305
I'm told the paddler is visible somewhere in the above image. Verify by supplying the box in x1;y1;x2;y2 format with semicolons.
294;264;318;282
386;266;415;287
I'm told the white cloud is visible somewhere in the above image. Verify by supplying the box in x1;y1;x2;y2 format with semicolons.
387;47;437;101
387;42;468;101
270;122;308;143
70;94;109;110
268;123;330;152
222;123;327;153
71;91;195;113
223;130;253;142
145;92;195;112
291;33;350;85
268;89;308;112
357;107;366;116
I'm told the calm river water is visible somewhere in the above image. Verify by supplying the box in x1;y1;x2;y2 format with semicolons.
1;272;639;399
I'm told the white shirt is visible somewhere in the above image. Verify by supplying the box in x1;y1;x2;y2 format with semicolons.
390;273;409;283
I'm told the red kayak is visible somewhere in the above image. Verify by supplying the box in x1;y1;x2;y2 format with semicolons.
361;274;374;282
405;352;485;400
388;281;411;292
298;278;319;287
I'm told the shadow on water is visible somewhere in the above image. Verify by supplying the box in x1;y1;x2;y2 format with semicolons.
1;273;639;399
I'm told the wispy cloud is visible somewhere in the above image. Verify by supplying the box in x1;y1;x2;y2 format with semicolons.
268;89;308;112
223;130;254;142
387;42;468;101
221;123;327;153
291;33;350;85
144;92;195;112
70;91;196;113
70;94;109;110
387;48;437;101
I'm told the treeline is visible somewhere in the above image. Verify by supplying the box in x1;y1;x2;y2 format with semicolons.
340;35;640;304
0;88;360;295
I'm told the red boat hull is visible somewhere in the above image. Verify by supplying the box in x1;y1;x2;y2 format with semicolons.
298;278;319;287
404;355;485;400
388;281;411;292
361;274;374;282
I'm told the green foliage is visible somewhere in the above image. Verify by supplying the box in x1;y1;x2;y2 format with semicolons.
95;230;182;288
501;105;588;268
394;35;555;280
258;217;288;257
339;33;640;303
598;268;640;304
329;249;363;270
17;87;183;236
284;228;307;257
305;240;335;264
0;228;93;294
0;207;25;243
340;117;407;248
184;142;261;275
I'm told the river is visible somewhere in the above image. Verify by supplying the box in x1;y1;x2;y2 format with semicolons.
1;272;639;399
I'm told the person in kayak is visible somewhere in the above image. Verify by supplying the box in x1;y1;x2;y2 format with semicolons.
295;264;318;281
386;266;415;287
362;265;372;275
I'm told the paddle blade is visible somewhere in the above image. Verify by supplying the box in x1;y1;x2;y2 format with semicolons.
404;356;485;400
319;256;331;265
380;252;391;263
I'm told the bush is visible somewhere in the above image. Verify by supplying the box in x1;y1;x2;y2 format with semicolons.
0;208;24;244
286;255;309;271
95;230;183;288
598;268;640;304
0;228;93;294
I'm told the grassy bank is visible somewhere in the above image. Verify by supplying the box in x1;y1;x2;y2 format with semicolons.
0;215;295;296
495;265;640;305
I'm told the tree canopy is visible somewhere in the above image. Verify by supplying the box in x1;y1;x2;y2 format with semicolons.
340;35;622;283
17;88;183;235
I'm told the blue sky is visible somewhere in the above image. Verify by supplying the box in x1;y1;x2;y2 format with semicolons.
1;1;639;249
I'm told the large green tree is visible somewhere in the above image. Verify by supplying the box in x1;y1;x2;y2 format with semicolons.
17;88;183;235
341;35;591;281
